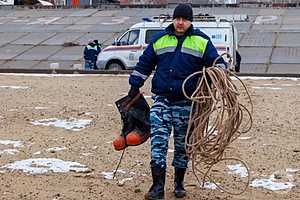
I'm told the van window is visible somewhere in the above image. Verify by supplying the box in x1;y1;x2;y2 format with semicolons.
128;30;140;45
119;30;140;45
145;29;163;44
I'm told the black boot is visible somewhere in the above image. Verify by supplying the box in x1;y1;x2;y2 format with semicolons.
145;165;166;200
174;168;186;198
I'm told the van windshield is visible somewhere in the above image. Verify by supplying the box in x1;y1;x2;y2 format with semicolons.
145;29;163;44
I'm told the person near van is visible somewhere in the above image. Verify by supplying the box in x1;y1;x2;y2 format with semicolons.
127;3;226;199
83;40;101;70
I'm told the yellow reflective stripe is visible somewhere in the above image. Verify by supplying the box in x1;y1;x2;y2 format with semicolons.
87;45;98;50
181;36;208;58
153;35;178;55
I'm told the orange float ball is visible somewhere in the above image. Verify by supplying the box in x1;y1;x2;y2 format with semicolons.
126;131;150;146
112;136;126;151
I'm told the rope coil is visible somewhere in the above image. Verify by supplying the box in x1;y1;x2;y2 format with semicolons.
182;54;253;195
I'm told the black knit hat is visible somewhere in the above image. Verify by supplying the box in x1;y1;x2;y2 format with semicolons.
173;3;193;22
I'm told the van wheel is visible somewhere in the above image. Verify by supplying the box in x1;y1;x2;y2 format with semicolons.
107;63;123;71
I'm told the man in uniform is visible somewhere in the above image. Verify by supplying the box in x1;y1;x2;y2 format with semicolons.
128;4;226;199
83;40;101;70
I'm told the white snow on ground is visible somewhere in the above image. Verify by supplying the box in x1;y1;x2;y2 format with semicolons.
263;83;293;87
0;140;23;148
0;85;29;89
0;158;89;175
186;182;218;190
34;107;48;110
117;177;133;185
102;169;127;180
83;112;97;116
199;182;218;190
31;118;92;131
0;149;19;155
33;151;41;155
252;86;282;90
238;136;252;140
0;140;24;155
250;168;298;191
46;146;67;152
286;168;299;173
80;152;93;157
250;177;295;191
234;76;300;81
227;164;249;178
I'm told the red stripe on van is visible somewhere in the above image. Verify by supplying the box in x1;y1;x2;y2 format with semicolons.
103;45;147;52
215;45;227;51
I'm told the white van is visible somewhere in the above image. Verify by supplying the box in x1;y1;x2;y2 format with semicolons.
96;14;242;70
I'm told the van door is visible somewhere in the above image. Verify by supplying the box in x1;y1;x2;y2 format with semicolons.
117;29;142;68
196;27;233;63
132;29;164;68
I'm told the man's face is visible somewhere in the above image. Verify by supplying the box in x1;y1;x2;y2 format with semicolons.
173;17;192;36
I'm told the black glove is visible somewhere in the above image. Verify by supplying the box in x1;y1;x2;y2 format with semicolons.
128;86;140;98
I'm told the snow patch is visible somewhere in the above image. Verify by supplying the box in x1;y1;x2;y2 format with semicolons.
250;178;295;191
101;169;126;180
0;85;29;89
31;118;92;131
238;136;252;140
234;76;300;81
80;152;93;156
47;146;67;152
0;149;19;155
252;86;282;90
263;83;293;87
250;169;297;191
286;168;298;173
33;151;41;155
0;140;23;155
201;182;218;190
227;164;249;178
83;112;97;116
34;107;48;110
0;158;89;175
0;140;23;148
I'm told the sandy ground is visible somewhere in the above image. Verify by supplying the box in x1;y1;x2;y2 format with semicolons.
0;73;299;200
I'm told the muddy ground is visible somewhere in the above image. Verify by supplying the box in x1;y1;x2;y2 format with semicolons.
0;73;299;200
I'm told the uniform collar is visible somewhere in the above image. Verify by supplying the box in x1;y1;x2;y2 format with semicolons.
165;24;194;37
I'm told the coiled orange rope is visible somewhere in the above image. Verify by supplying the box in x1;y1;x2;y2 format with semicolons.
182;55;253;195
